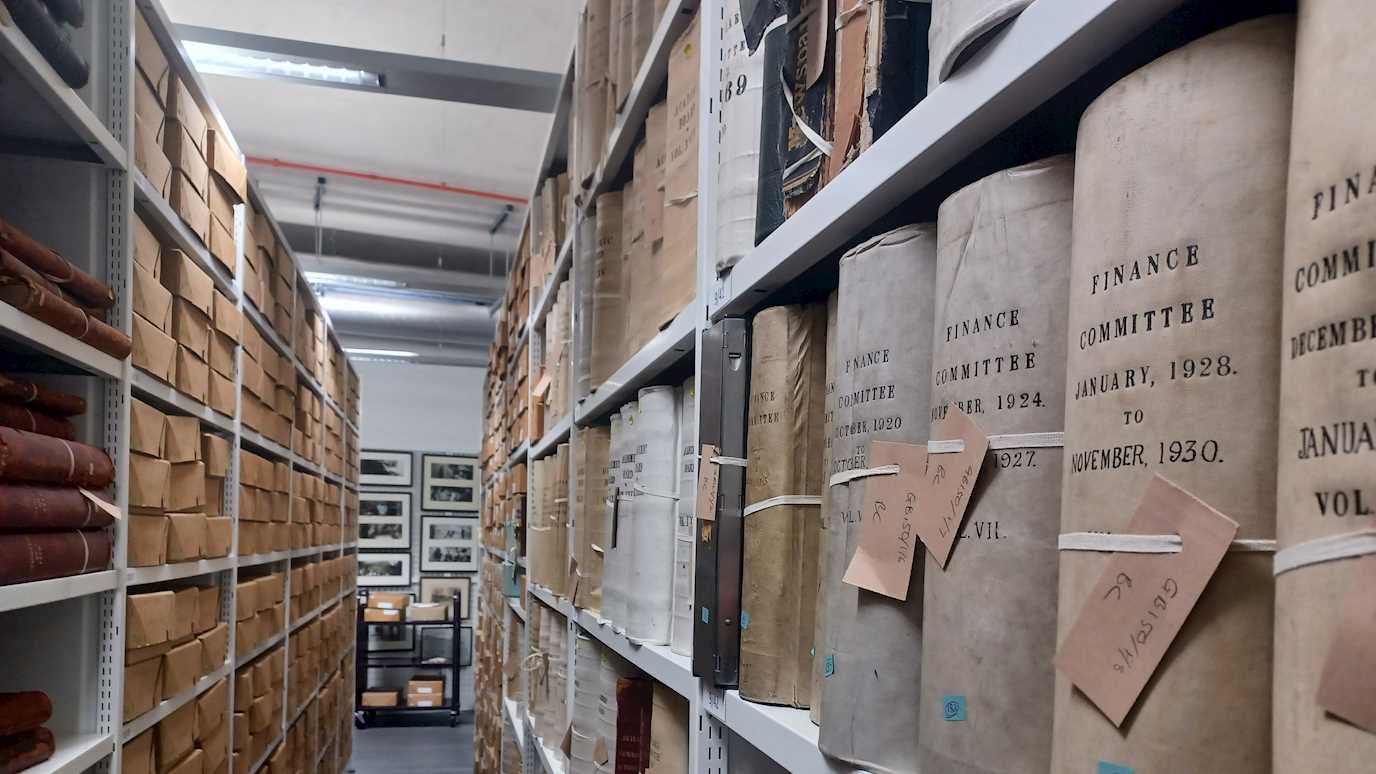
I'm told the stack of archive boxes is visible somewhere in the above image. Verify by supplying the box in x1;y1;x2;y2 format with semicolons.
232;641;285;771
244;205;296;346
234;570;285;660
236;449;290;556
127;400;232;566
240;321;294;450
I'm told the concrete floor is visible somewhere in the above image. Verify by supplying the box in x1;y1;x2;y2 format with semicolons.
348;720;475;774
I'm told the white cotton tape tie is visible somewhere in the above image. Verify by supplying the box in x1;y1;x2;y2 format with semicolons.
590;544;605;555
633;483;680;501
61;440;76;481
928;431;1066;454
827;464;901;488
781;85;834;159
743;495;824;517
835;0;876;29
1059;532;1277;554
554;497;569;503
666;193;698;206
1273;529;1376;576
710;456;748;468
77;529;90;572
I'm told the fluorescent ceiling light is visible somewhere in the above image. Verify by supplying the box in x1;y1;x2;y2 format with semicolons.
184;41;382;87
305;271;403;289
344;347;418;358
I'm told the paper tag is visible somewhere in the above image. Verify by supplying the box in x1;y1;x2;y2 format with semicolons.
695;444;720;522
593;735;610;766
80;489;122;521
919;406;989;568
534;373;552;401
841;440;927;600
378;602;395;610
559;723;573;758
417;687;434;693
1316;554;1376;734
1053;475;1238;726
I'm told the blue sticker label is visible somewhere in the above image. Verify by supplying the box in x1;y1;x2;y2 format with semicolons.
942;695;966;721
823;655;835;677
1098;763;1133;774
740;611;750;629
701;607;710;624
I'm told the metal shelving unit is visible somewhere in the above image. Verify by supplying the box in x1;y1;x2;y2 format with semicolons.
0;3;362;773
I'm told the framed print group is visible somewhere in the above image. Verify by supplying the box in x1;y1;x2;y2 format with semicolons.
358;552;411;586
420;576;472;621
421;454;478;512
360;450;413;487
421;516;478;572
359;491;411;549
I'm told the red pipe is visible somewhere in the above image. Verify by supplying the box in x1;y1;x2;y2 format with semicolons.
246;156;528;205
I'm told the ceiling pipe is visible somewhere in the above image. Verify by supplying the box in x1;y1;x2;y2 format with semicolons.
248;156;528;205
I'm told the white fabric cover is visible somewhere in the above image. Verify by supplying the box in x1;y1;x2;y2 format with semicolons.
603;410;629;630
628;385;679;645
671;376;697;656
715;10;767;273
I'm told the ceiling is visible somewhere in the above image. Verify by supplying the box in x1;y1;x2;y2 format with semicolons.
166;0;579;366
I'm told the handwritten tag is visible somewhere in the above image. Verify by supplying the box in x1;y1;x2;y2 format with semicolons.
841;440;927;600
80;488;122;521
533;373;552;401
1316;554;1376;734
919;406;989;568
695;444;720;522
1053;475;1238;726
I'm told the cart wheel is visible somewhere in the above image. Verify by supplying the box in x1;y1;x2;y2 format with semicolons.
354;711;367;729
450;712;459;728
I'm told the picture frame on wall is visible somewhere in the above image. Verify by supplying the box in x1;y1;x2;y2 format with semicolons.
358;552;411;586
358;491;411;549
421;454;479;512
420;516;478;572
420;576;472;621
360;450;413;487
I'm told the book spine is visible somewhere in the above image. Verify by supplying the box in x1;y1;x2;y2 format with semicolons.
0;373;85;417
0;484;114;531
0;427;115;488
0;530;112;585
0;692;51;737
613;677;652;773
0;401;75;441
0;726;54;774
0;216;112;309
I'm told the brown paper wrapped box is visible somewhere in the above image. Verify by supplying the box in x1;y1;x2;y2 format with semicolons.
1050;17;1291;773
739;303;827;708
816;225;936;771
1274;3;1376;771
917;156;1073;773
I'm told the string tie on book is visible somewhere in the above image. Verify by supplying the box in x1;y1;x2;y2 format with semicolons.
666;193;698;206
633;483;679;500
779;77;834;159
76;529;90;572
743;495;824;517
835;0;877;29
928;431;1064;454
827;464;900;488
1058;533;1277;554
709;455;748;468
1273;529;1376;576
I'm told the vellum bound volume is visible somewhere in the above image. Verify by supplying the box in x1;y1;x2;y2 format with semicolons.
576;211;597;398
628;386;679;645
740;303;828;707
552;443;572;597
928;0;1032;90
715;9;767;274
1051;17;1291;773
627;107;669;357
591;194;626;390
1274;3;1376;771
604;409;631;630
571;633;602;774
575;426;613;612
671;376;697;657
816;224;937;771
808;290;839;721
918;156;1073;773
577;0;612;188
660;17;699;334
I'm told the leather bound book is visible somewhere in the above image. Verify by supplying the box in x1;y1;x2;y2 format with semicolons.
614;677;653;774
754;18;789;247
0;401;75;441
0;374;85;417
0;217;113;309
782;0;835;217
1275;4;1376;771
0;427;114;487
0;483;118;531
0;692;51;737
0;726;54;774
0;276;133;360
0;529;112;585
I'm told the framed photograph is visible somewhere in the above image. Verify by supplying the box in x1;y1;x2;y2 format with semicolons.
421;454;479;512
366;592;416;651
420;516;478;572
357;552;411;586
420;576;472;621
360;450;412;487
358;491;411;549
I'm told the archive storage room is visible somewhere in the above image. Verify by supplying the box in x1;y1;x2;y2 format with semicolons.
0;0;1372;773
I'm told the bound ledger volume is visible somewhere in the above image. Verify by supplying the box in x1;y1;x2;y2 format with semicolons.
782;0;835;217
928;0;1032;90
671;377;696;657
577;0;612;189
591;194;626;390
808;289;838;722
1051;17;1292;773
715;6;768;274
918;156;1073;773
0;484;119;531
1274;3;1376;771
628;386;679;645
661;17;700;333
816;224;937;772
739;302;827;708
604;411;627;627
0;428;114;488
574;426;613;612
571;633;601;774
0;530;113;585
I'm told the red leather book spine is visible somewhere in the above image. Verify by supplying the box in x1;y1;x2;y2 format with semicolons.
615;677;653;774
0;693;51;737
0;727;54;774
0;485;115;531
0;530;111;585
0;427;113;488
0;279;132;360
0;217;114;309
0;374;85;417
0;402;74;440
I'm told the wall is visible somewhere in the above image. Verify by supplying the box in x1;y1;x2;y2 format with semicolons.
356;359;487;711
